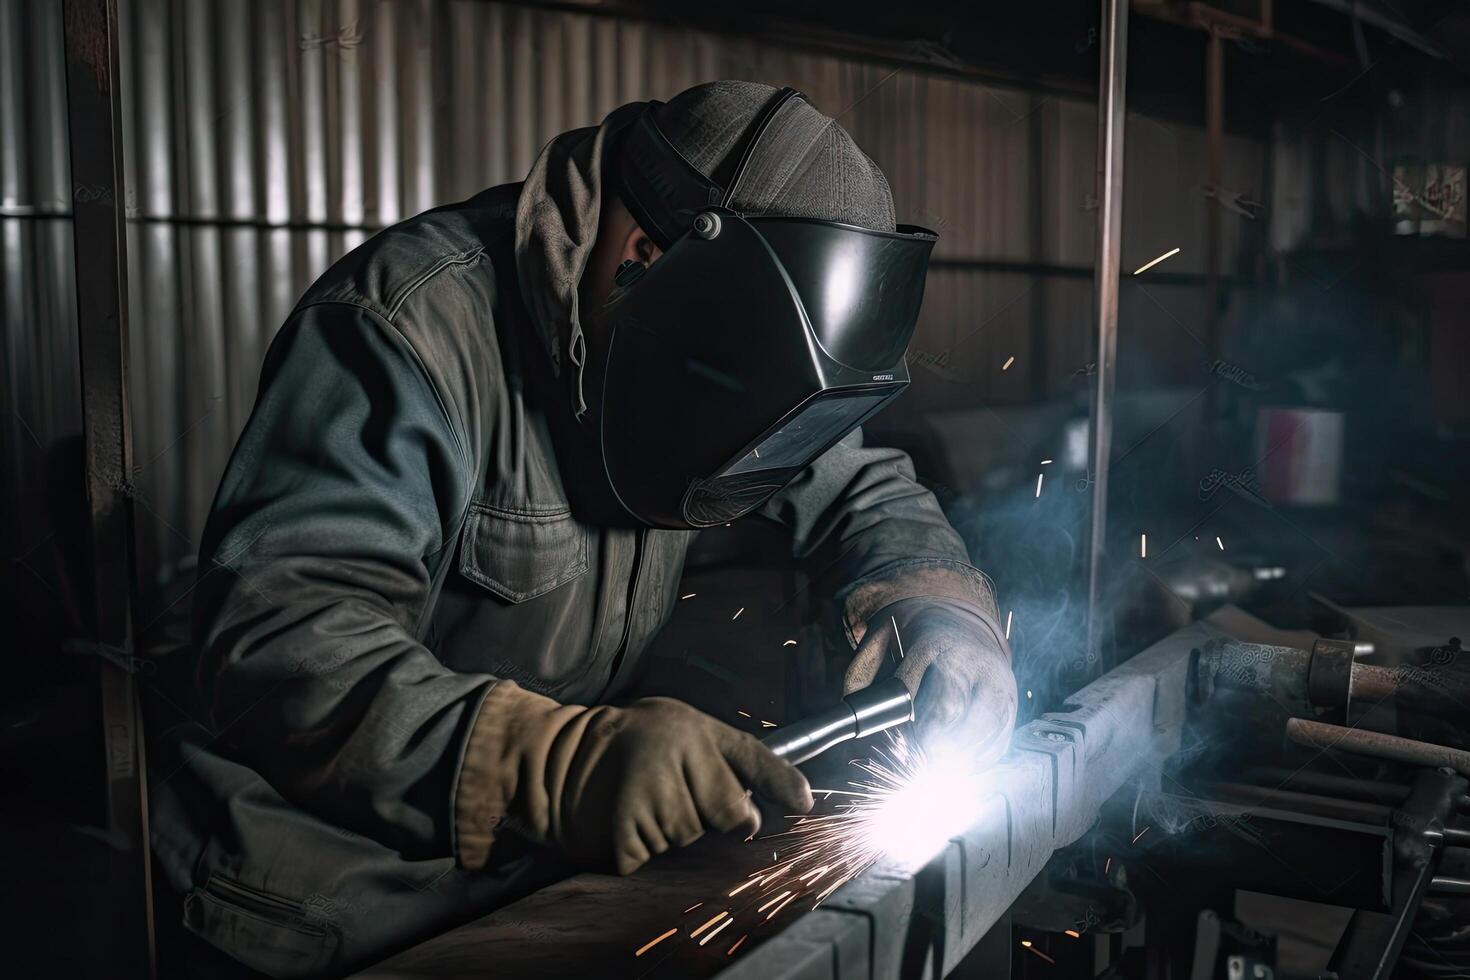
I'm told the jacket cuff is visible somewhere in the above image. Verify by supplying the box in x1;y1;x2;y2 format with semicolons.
837;557;1002;649
452;680;546;870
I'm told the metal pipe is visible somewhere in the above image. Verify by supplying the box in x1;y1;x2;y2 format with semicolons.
1428;876;1470;896
61;0;154;975
1286;718;1470;776
761;678;913;765
1083;0;1128;679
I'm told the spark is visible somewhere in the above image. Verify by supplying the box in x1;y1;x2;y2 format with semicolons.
761;720;777;728
634;927;677;957
783;639;797;647
1002;355;1016;371
1132;825;1151;844
1026;689;1033;699
1022;942;1057;964
1104;856;1112;875
699;917;735;946
1140;533;1147;558
733;607;744;620
1133;246;1180;275
757;891;793;913
765;893;798;920
681;593;697;600
1035;473;1044;498
727;934;748;956
738;710;751;718
729;878;759;896
1216;535;1225;551
1064;930;1081;938
683;902;703;913
1040;458;1053;465
1005;610;1013;639
892;615;905;659
690;910;729;939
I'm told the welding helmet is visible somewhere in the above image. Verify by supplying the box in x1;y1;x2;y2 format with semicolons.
592;87;938;529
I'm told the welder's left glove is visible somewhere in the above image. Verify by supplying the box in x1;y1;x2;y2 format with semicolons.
844;597;1017;769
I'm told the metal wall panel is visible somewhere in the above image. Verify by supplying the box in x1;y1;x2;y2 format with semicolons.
7;0;1278;610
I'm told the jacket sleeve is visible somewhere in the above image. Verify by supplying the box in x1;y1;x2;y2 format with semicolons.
192;300;492;861
756;427;1003;650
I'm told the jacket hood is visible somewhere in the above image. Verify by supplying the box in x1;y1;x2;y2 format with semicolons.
514;101;645;418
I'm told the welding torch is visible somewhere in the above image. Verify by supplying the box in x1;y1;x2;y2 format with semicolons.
761;677;914;765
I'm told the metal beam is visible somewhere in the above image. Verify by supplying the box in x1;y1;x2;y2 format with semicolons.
1083;0;1128;679
60;0;155;975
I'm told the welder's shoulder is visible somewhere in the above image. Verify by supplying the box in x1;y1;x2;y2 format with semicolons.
294;186;521;446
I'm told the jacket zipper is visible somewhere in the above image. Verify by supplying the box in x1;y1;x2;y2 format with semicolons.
602;526;646;697
201;876;330;936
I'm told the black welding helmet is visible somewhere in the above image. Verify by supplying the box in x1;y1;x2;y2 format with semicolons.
593;87;938;529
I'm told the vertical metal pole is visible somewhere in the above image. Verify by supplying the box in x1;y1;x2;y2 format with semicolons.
61;0;156;975
1084;0;1128;676
1205;29;1224;363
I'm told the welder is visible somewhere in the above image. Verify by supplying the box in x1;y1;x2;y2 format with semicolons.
148;81;1017;978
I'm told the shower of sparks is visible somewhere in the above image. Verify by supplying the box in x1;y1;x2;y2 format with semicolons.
635;928;677;957
1132;246;1180;275
1140;533;1147;558
1002;355;1016;371
727;935;748;956
783;639;797;646
690;911;729;939
1035;473;1044;497
1216;535;1225;551
699;917;735;946
681;593;697;600
732;607;744;620
1005;610;1013;639
1132;825;1152;844
683;902;703;913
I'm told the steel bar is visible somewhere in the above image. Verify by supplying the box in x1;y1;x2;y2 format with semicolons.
1286;718;1470;776
60;0;155;976
1083;0;1128;679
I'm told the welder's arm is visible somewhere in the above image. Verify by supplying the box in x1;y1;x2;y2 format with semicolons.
193;302;492;861
758;428;1017;762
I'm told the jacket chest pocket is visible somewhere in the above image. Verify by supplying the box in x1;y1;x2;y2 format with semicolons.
458;501;590;602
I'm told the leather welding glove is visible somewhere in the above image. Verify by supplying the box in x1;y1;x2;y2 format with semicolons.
843;597;1017;770
455;682;814;876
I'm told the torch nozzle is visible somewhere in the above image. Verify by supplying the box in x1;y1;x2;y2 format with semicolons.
760;678;914;765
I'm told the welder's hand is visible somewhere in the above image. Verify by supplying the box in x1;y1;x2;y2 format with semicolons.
456;682;813;876
843;598;1017;769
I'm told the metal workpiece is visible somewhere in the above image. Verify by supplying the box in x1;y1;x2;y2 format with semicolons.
708;619;1212;980
1286;718;1470;776
761;679;913;766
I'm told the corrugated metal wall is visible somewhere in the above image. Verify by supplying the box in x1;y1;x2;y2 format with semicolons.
8;0;1301;603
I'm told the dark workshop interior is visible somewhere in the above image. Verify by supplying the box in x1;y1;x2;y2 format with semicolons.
4;0;1470;978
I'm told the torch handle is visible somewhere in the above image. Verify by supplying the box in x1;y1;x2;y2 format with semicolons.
761;678;913;765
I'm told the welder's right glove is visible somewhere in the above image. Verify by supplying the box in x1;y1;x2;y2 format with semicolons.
454;682;814;875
